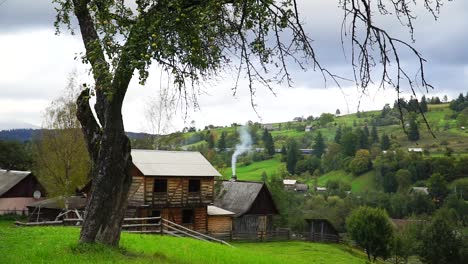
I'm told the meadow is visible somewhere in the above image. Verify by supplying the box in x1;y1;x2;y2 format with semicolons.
0;220;373;264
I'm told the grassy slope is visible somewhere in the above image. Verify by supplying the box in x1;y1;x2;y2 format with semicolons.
0;221;371;264
220;157;283;181
317;170;376;193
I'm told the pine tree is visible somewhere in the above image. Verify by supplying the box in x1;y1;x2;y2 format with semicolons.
262;129;275;157
407;116;420;141
217;132;226;151
420;95;428;113
286;139;300;175
334;126;342;143
371;124;379;143
207;132;215;149
313;131;326;157
381;134;390;150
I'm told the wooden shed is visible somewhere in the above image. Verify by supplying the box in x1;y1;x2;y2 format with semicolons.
0;169;45;215
305;219;340;243
207;205;235;233
214;181;279;237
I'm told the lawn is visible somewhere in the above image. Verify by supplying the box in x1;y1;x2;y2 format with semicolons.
0;220;372;264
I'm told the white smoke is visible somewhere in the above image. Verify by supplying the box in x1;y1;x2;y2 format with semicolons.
231;126;253;176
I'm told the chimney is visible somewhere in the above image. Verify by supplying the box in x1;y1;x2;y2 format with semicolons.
230;174;237;182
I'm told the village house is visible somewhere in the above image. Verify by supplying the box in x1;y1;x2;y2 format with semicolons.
0;169;45;215
214;180;279;238
283;179;297;190
305;218;340;243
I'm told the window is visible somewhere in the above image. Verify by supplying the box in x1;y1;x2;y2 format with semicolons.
188;179;200;193
149;210;161;224
182;209;194;224
153;179;167;193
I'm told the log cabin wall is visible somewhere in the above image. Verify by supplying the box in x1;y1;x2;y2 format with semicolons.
139;206;207;232
143;176;214;207
208;216;232;233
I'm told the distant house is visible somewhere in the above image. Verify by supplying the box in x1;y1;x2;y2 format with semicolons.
305;219;340;243
408;148;423;153
305;125;313;132
283;179;297;190
409;187;429;195
315;187;327;193
262;123;276;131
0;169;45;215
214;181;279;237
294;184;309;192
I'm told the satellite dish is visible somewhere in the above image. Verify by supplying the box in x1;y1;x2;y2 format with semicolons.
33;190;42;199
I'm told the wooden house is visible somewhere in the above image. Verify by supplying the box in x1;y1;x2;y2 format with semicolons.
207;205;235;234
0;169;45;215
126;150;221;233
305;218;340;243
214;181;279;237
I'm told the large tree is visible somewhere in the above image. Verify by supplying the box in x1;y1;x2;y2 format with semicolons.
53;0;449;246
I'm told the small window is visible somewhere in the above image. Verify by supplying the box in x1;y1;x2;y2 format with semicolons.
153;179;167;193
188;179;200;193
182;209;194;224
149;210;161;224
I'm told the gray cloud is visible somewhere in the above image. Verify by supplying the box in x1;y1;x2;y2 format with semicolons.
0;0;56;32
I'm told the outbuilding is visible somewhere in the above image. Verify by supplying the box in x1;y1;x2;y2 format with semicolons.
214;180;279;238
0;169;44;215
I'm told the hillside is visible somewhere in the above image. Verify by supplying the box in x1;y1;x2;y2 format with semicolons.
0;220;373;264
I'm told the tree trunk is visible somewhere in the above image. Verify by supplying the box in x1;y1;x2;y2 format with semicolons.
76;89;133;246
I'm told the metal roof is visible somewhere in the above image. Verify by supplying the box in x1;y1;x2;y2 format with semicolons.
0;169;31;196
207;205;235;216
131;149;221;177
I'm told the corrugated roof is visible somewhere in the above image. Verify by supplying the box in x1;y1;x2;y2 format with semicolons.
214;181;264;217
0;169;31;196
131;149;221;177
207;205;235;216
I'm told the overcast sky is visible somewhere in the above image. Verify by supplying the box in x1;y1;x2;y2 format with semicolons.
0;0;467;133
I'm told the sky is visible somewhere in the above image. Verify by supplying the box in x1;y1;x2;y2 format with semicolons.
0;0;467;133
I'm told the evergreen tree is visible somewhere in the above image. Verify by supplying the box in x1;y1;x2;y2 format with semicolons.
217;132;226;151
408;115;420;141
334;126;342;143
355;127;369;149
371;124;379;143
313;131;326;157
262;128;275;157
420;95;428;113
286;139;300;175
381;134;391;150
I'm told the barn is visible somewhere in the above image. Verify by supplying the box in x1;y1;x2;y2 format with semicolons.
0;169;45;215
214;180;279;238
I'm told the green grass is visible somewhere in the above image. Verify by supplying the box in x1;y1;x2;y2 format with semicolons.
0;221;372;264
317;170;376;193
220;157;283;181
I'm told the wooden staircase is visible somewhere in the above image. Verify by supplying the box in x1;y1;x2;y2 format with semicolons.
122;217;232;247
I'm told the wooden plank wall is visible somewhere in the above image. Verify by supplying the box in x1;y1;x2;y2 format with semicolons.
208;216;232;233
143;177;214;207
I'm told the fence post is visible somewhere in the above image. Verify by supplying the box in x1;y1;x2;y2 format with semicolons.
160;218;164;236
287;229;291;240
229;231;233;241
